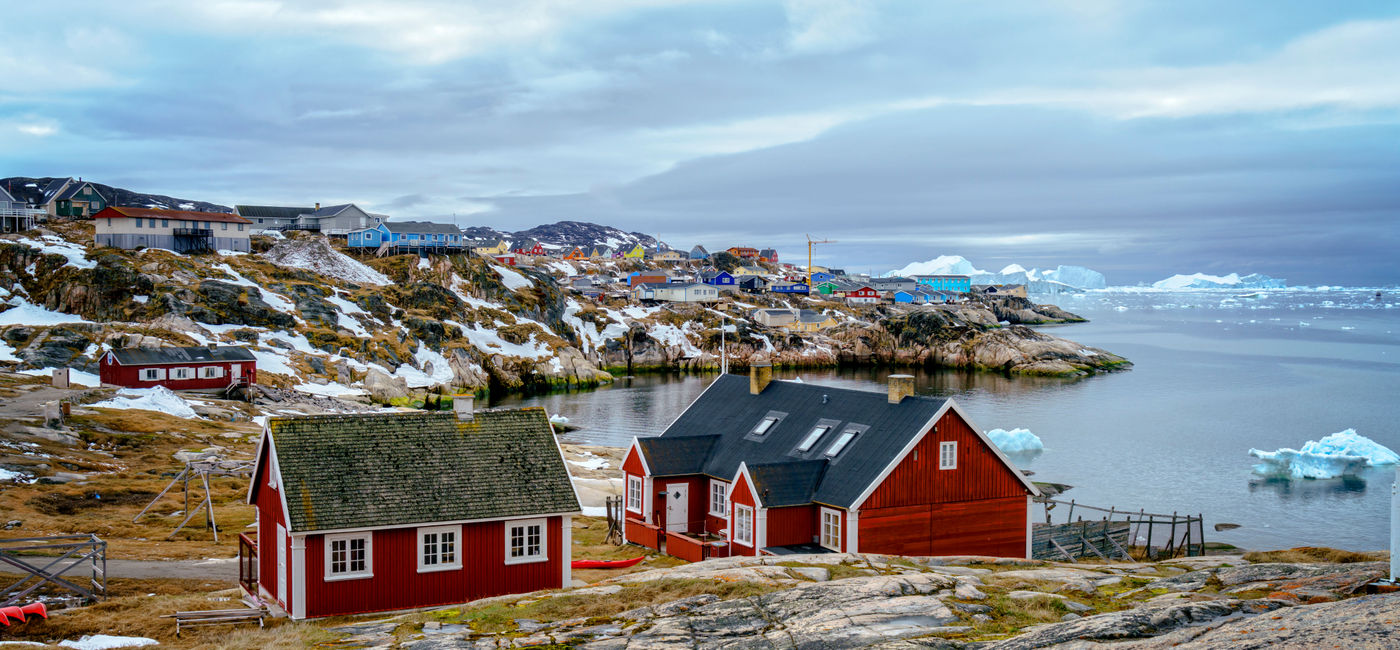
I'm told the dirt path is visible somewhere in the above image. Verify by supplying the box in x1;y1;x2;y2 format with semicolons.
0;381;103;419
3;556;238;582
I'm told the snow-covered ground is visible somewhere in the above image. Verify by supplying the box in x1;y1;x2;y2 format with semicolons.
18;367;101;387
493;265;534;290
9;234;96;270
263;237;391;286
394;344;458;387
1249;429;1399;479
0;297;94;326
58;634;159;650
294;381;366;397
88;386;199;419
214;263;298;314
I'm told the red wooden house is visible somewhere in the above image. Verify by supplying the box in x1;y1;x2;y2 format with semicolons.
622;366;1038;561
243;405;580;619
513;241;547;256
845;286;880;304
99;345;256;391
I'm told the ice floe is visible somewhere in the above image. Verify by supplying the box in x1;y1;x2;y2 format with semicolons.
1249;429;1399;479
987;428;1045;453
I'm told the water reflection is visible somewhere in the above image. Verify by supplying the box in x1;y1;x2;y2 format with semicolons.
1247;474;1370;500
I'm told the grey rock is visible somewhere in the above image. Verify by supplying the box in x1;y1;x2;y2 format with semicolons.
1062;599;1093;613
1061;613;1082;622
982;598;1291;649
1147;562;1388;593
948;602;992;614
789;566;831;582
4;520;21;530
364;368;410;402
954;582;987;600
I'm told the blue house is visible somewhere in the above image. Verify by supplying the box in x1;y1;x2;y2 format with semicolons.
915;275;971;292
810;271;835;284
893;290;923;304
700;269;735;287
771;281;809;294
348;221;464;250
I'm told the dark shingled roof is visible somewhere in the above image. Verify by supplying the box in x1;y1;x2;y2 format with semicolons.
109;345;256;366
637;435;718;476
645;374;950;509
382;220;462;235
264;409;579;533
235;205;314;219
747;461;827;507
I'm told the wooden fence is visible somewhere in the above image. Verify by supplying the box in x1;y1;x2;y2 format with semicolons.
1033;499;1205;562
0;534;107;606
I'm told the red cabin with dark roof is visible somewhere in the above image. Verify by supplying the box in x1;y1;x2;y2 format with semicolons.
99;345;256;391
622;366;1038;560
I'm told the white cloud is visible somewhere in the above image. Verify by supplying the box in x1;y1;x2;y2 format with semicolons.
783;0;877;54
16;123;58;137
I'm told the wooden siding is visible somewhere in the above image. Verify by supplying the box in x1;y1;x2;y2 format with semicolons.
99;355;256;390
859;496;1027;557
729;473;758;556
253;442;286;606
658;476;710;534
302;516;564;618
765;505;818;548
665;532;706;563
861;410;1028;510
625;519;661;550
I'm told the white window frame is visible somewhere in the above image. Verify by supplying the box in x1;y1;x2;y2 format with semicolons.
504;518;548;565
626;475;643;514
796;426;830;452
171;367;191;380
141;368;163;381
324;532;373;581
752;417;779;436
709;479;727;517
201;365;223;379
824;429;858;458
820;507;842;551
733;504;754;546
939;441;958;470
417;524;462;573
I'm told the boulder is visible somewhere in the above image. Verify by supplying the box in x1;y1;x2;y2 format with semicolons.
364;368;409;402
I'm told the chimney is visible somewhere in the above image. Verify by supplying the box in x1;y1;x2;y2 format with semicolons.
315;202;321;210
453;394;475;421
888;374;915;404
207;343;217;352
750;363;772;395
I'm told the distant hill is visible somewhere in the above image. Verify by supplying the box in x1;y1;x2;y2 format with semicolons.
1;177;232;213
458;220;659;251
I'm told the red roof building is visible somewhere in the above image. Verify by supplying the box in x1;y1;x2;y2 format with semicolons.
622;367;1038;561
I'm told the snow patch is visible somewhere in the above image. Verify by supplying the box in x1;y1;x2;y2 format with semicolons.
394;344;457;388
19;368;101;387
213;264;297;314
263;237;391;286
59;635;159;650
493;265;534;290
294;381;366;397
0;297;93;326
987;428;1044;453
89;386;199;419
10;235;96;270
1249;429;1399;479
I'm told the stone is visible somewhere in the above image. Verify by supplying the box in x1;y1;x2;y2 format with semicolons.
948;602;991;615
1008;590;1067;601
1060;613;1081;622
789;566;831;582
954;582;987;600
981;598;1291;649
1062;599;1093;613
364;368;410;402
4;520;21;530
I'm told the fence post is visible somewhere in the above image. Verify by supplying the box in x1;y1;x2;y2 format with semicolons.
1145;515;1154;560
1198;513;1205;556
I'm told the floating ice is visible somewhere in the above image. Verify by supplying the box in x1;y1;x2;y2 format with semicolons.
1249;429;1399;479
987;428;1044;453
88;386;199;419
549;414;570;425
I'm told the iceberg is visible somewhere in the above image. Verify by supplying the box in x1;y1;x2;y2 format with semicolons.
889;255;986;278
888;256;1107;292
1249;429;1399;479
1040;265;1106;290
987;428;1044;453
1153;272;1286;290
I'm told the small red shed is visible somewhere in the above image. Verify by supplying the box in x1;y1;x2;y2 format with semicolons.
244;407;580;619
622;366;1038;560
99;345;257;391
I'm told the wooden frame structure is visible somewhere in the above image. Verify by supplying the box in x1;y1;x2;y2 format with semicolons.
1033;498;1205;562
0;534;106;606
133;459;254;542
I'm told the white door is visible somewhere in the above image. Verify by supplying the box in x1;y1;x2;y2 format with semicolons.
276;524;287;606
230;364;241;379
665;483;688;533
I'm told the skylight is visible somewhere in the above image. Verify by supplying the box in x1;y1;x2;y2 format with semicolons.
824;429;858;457
796;426;830;452
752;417;778;435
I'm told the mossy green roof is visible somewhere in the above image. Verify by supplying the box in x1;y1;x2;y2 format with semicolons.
267;408;580;533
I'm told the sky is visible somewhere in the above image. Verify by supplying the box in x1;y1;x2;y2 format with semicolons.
2;1;1398;285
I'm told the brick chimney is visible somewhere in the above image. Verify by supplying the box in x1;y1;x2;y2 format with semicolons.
454;394;475;421
888;374;915;404
750;363;773;395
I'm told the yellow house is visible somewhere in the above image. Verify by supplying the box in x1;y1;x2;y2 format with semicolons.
623;244;646;259
785;313;839;332
472;239;509;256
652;250;686;262
732;265;766;277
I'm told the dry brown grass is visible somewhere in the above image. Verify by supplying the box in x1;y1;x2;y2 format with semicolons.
1242;547;1388;564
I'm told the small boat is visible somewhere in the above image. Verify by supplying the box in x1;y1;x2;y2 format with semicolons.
571;556;645;570
21;602;47;620
0;606;22;625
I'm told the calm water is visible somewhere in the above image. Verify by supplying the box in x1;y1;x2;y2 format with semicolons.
493;289;1400;551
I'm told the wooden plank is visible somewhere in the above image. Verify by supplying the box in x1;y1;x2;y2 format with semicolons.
1049;538;1077;563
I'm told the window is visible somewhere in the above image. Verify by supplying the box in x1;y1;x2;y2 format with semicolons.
820;508;841;551
141;368;162;381
222;222;229;230
325;533;372;580
733;504;754;546
939;441;957;470
135;218;142;228
257;218;264;224
161;219;168;227
201;366;223;379
505;518;547;564
237;224;244;231
824;429;859;457
417;525;461;572
752;417;779;436
172;367;190;380
796;426;830;452
626;475;643;513
709;480;727;517
150;218;158;228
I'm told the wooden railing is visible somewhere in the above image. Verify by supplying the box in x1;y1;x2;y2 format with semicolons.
624;519;661;550
1034;498;1205;561
238;533;258;596
0;534;106;606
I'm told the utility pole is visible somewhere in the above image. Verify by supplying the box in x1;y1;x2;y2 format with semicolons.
806;234;835;294
720;312;728;375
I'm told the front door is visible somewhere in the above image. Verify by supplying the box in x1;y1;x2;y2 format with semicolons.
665;483;688;533
276;524;287;606
230;364;241;379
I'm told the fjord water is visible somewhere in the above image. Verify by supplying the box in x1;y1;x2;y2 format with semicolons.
494;289;1400;551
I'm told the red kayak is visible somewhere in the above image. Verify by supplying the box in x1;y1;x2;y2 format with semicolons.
0;606;21;625
21;602;47;620
571;557;645;569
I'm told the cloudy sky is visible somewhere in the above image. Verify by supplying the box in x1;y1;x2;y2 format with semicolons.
3;1;1398;285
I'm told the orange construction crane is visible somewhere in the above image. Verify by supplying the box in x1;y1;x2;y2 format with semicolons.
806;235;835;293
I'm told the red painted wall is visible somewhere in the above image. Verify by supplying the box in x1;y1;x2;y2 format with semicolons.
251;442;287;607
765;505;817;548
656;476;709;534
622;446;646;523
99;354;257;390
857;409;1031;557
301;516;564;618
728;473;758;556
705;479;728;536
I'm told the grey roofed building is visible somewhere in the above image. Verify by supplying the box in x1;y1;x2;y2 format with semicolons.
636;374;957;509
260;408;581;533
109;345;256;366
689;245;710;259
234;205;314;220
871;276;917;291
382;220;462;235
